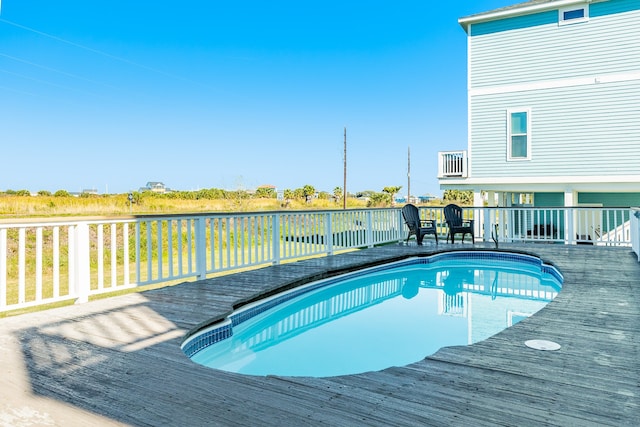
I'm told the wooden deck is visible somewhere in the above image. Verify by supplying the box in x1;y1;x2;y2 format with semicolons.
1;243;638;426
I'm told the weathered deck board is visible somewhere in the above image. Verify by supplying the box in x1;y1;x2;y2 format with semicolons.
1;243;638;426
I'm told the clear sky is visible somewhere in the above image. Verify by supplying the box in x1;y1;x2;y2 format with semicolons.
0;0;517;196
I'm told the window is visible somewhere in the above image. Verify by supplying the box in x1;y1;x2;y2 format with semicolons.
559;4;589;25
507;109;531;160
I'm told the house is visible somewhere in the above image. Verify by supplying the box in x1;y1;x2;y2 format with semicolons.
139;182;171;193
438;0;640;210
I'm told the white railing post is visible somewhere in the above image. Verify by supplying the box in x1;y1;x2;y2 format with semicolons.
195;218;207;280
565;207;575;245
74;223;91;304
135;222;141;284
326;213;334;255
483;207;492;242
631;208;640;261
123;223;130;286
366;211;374;247
462;151;468;177
0;229;6;308
272;213;281;265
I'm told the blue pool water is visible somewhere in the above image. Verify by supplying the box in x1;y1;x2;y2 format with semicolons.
183;251;563;377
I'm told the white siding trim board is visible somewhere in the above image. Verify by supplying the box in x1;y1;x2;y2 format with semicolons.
440;176;640;193
470;70;640;97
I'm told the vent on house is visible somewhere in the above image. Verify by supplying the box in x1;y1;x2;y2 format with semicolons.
559;4;589;25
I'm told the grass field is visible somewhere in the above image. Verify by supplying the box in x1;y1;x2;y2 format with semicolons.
0;194;372;218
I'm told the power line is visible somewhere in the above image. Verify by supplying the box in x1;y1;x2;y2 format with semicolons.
0;17;213;89
0;52;119;90
0;66;100;97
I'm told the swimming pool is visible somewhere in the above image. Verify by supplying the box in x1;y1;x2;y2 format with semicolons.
182;251;563;377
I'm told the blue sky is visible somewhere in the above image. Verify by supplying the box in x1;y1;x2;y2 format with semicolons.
0;0;516;196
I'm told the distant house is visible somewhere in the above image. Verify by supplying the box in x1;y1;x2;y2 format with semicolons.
438;0;640;209
82;188;98;195
257;184;277;190
418;194;437;203
396;194;437;204
139;182;171;193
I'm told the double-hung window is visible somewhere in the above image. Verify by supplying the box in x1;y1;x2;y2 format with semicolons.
507;108;531;161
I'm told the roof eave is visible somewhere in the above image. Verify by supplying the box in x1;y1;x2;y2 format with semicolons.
458;0;595;33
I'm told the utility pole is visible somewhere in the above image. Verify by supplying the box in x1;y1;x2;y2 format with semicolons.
407;146;411;203
343;127;347;210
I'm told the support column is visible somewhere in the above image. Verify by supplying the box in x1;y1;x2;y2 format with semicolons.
486;191;496;207
564;190;577;207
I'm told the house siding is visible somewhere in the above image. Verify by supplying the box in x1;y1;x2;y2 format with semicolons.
468;0;640;180
470;80;640;178
470;10;556;37
534;192;564;207
469;0;640;88
520;192;640;210
578;192;640;206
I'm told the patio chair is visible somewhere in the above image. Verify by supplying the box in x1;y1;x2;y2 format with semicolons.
401;204;438;245
443;203;474;244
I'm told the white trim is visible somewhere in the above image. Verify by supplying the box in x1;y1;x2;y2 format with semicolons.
467;32;473;177
441;175;640;185
470;71;640;97
559;3;590;25
439;176;640;193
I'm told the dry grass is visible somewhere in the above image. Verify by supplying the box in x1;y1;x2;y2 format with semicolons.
0;195;370;218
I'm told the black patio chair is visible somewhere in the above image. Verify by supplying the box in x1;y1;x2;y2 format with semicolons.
443;203;474;244
401;204;438;245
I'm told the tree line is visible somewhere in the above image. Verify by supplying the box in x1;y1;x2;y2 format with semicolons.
1;187;473;206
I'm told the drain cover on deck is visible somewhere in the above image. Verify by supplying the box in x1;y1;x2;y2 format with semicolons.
525;339;561;351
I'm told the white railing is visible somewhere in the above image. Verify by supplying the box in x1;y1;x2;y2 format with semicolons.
472;207;633;246
0;209;404;313
0;206;635;313
438;150;468;178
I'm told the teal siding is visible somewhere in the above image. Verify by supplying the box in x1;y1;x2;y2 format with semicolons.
470;11;556;36
534;193;564;207
470;0;640;36
578;193;640;207
469;2;640;88
592;0;640;17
